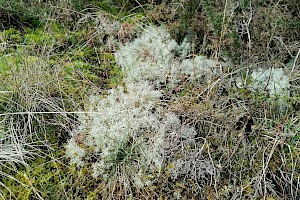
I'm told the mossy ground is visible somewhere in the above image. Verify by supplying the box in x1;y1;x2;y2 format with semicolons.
0;0;299;199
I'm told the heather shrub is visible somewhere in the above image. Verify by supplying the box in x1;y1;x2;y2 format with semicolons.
0;0;92;28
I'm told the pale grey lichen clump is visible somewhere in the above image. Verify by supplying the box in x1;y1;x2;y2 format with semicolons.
237;68;290;97
115;26;224;86
66;26;219;187
180;55;222;81
66;82;162;168
251;68;290;97
66;81;199;186
115;26;179;86
83;82;164;175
